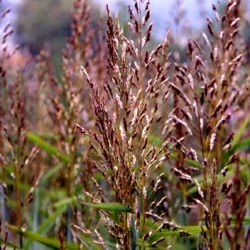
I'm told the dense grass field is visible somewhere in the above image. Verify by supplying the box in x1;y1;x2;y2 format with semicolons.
0;0;249;249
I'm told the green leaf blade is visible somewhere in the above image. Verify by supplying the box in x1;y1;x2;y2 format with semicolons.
83;202;132;213
27;132;69;163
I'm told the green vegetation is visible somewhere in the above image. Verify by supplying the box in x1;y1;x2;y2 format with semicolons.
0;0;249;249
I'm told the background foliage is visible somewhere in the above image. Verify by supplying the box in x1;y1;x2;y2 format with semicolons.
0;0;250;249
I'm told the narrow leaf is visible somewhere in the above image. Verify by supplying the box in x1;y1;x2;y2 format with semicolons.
27;132;69;163
83;202;132;212
9;225;78;250
232;116;250;147
25;204;67;249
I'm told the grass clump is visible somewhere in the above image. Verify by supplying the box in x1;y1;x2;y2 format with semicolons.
0;0;250;249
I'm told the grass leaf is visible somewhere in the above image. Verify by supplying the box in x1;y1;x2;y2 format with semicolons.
82;202;132;212
9;225;78;250
231;116;250;147
27;132;69;163
24;204;68;249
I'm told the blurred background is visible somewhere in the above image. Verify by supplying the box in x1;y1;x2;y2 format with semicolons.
0;1;249;249
1;0;250;65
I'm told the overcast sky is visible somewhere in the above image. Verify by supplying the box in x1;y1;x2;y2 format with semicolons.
5;0;249;41
93;0;216;39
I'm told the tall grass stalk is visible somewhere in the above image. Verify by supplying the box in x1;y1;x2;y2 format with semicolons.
0;0;249;249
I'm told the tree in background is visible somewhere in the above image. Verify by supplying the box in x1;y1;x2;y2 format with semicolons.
15;0;105;56
14;0;107;79
15;0;73;55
